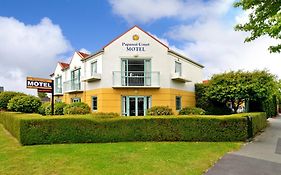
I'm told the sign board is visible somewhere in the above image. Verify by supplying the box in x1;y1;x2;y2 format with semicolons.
27;76;54;115
37;88;52;93
26;77;53;89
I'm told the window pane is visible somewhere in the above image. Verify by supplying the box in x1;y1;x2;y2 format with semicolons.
92;96;97;110
176;96;181;110
91;62;97;76
175;62;182;76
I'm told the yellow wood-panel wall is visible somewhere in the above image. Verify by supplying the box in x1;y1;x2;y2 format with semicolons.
57;88;195;114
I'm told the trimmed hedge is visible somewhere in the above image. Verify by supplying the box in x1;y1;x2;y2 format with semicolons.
0;112;267;145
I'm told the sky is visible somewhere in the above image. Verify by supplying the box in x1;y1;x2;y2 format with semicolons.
0;0;280;94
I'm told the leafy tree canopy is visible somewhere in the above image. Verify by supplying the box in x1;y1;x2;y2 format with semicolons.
206;70;279;113
234;0;281;53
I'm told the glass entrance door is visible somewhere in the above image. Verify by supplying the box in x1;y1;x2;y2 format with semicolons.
137;97;144;116
122;96;151;116
129;97;136;116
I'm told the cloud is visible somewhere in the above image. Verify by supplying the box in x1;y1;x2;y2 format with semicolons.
79;48;91;54
0;17;72;94
108;0;281;79
109;0;234;24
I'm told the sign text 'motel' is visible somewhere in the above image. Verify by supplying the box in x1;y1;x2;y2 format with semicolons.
26;77;53;90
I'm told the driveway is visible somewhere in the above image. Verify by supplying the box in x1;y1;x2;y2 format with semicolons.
205;115;281;175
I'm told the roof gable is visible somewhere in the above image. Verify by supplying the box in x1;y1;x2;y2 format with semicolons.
103;25;169;50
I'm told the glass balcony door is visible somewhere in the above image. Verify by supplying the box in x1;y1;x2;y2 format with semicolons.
121;59;151;86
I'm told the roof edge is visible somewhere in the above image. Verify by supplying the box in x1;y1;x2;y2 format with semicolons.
168;50;204;68
82;50;104;62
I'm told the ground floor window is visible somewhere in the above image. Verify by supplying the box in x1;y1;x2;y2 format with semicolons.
92;96;97;111
122;96;151;116
55;98;62;103
176;96;182;110
71;98;81;103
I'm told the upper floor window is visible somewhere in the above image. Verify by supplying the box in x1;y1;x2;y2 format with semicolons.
55;76;62;93
71;68;81;81
91;61;97;76
121;59;151;86
175;61;182;76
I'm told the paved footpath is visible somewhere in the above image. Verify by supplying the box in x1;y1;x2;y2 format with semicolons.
205;115;281;175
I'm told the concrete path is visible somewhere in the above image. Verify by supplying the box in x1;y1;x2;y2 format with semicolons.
205;115;281;175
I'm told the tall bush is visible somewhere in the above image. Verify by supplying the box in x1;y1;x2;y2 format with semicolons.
195;84;232;115
38;102;50;115
63;102;91;115
0;91;26;110
45;102;67;115
179;107;205;115
7;95;42;113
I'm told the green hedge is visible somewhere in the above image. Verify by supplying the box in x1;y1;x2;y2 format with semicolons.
0;112;267;145
250;112;268;135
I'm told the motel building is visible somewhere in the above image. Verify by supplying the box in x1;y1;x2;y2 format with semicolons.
50;26;204;116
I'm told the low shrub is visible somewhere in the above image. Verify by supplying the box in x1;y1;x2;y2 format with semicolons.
147;106;173;116
7;95;41;113
91;112;120;118
179;107;206;115
38;102;50;115
63;102;90;115
0;91;26;110
45;102;66;115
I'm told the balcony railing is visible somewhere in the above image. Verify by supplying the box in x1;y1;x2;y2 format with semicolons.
113;71;160;88
63;78;82;92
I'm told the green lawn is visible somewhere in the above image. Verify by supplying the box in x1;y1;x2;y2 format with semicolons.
0;125;241;175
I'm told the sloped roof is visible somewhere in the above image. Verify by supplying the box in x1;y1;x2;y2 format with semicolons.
58;62;70;70
77;51;89;58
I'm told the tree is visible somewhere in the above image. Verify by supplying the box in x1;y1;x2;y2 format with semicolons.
38;92;47;99
206;70;279;113
234;0;281;53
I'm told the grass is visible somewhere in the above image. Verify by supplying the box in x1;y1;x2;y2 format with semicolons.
0;124;241;175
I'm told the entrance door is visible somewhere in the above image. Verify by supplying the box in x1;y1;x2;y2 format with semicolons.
137;97;144;116
122;96;151;116
129;97;136;116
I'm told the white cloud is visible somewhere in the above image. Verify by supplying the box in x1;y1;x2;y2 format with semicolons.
108;0;281;79
79;48;91;54
0;17;72;94
109;0;234;24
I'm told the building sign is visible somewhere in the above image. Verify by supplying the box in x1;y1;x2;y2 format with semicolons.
122;34;150;52
26;76;55;115
26;77;53;90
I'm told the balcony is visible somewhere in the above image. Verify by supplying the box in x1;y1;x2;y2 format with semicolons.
81;73;101;82
113;71;160;88
171;72;191;83
63;79;83;93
